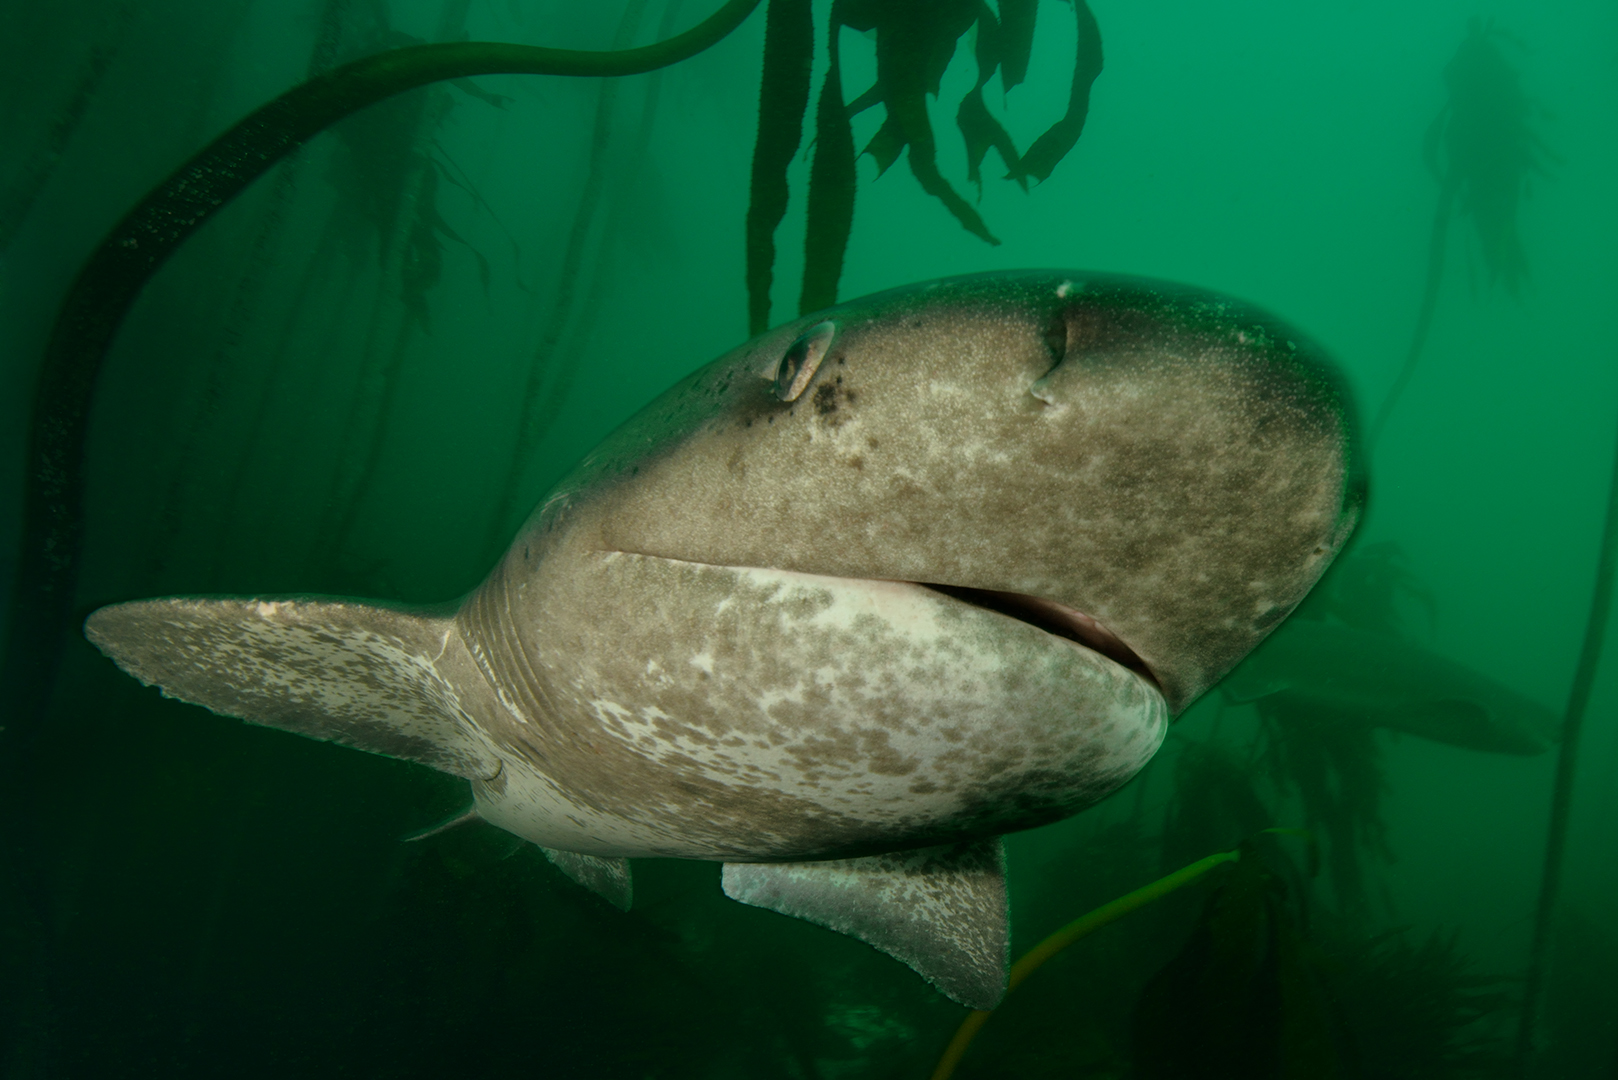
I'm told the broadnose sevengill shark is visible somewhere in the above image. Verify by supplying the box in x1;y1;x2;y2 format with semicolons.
85;271;1362;1008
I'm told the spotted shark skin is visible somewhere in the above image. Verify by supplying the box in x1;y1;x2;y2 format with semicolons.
85;271;1361;1009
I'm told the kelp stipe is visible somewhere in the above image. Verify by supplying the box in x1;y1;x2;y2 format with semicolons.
1516;417;1618;1068
0;0;762;758
933;824;1516;1079
929;836;1311;1080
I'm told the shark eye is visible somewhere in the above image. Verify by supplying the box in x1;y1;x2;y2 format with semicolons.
774;321;837;402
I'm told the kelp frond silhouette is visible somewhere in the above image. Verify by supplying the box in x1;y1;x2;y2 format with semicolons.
746;0;1104;333
1426;18;1553;298
1370;18;1554;446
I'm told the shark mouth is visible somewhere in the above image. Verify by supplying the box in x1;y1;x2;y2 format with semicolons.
603;549;1161;690
922;584;1159;689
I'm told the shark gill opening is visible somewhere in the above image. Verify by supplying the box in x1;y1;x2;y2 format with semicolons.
922;584;1160;689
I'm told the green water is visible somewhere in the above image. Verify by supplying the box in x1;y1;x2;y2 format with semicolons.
1;1;1615;1076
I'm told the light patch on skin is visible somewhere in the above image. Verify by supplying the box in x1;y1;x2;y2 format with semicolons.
458;548;1168;859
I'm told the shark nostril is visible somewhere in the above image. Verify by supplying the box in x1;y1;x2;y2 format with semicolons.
775;321;837;402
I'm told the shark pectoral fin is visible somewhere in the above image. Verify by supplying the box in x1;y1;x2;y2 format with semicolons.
84;597;499;779
541;848;633;911
721;838;1009;1009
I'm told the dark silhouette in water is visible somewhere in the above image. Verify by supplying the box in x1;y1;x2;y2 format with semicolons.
0;6;762;1073
0;0;761;763
1368;19;1551;448
1516;416;1618;1070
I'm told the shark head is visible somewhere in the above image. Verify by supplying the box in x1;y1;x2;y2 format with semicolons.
519;271;1361;708
454;271;1362;858
85;270;1361;1008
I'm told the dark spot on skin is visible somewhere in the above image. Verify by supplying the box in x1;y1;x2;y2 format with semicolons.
867;437;879;450
848;456;864;470
813;384;838;416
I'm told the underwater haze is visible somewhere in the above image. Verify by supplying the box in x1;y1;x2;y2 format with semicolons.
2;0;1616;1076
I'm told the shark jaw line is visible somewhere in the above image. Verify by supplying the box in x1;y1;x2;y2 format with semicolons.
597;549;1159;691
919;584;1158;690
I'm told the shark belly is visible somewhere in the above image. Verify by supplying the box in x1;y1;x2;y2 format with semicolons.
460;548;1168;861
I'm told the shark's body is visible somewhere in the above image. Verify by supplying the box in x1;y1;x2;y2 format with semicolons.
86;271;1361;1007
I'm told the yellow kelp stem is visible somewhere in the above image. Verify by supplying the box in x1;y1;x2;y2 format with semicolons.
930;847;1242;1080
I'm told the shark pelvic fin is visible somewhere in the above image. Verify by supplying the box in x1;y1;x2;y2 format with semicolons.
721;838;1009;1009
84;597;500;779
541;848;633;911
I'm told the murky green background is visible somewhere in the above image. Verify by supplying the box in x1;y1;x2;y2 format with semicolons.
2;1;1615;1076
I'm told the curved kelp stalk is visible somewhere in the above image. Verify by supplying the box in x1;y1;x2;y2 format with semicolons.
748;0;1103;330
0;0;764;766
1368;19;1552;448
1516;419;1618;1068
1130;842;1347;1079
930;845;1244;1080
932;831;1322;1080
